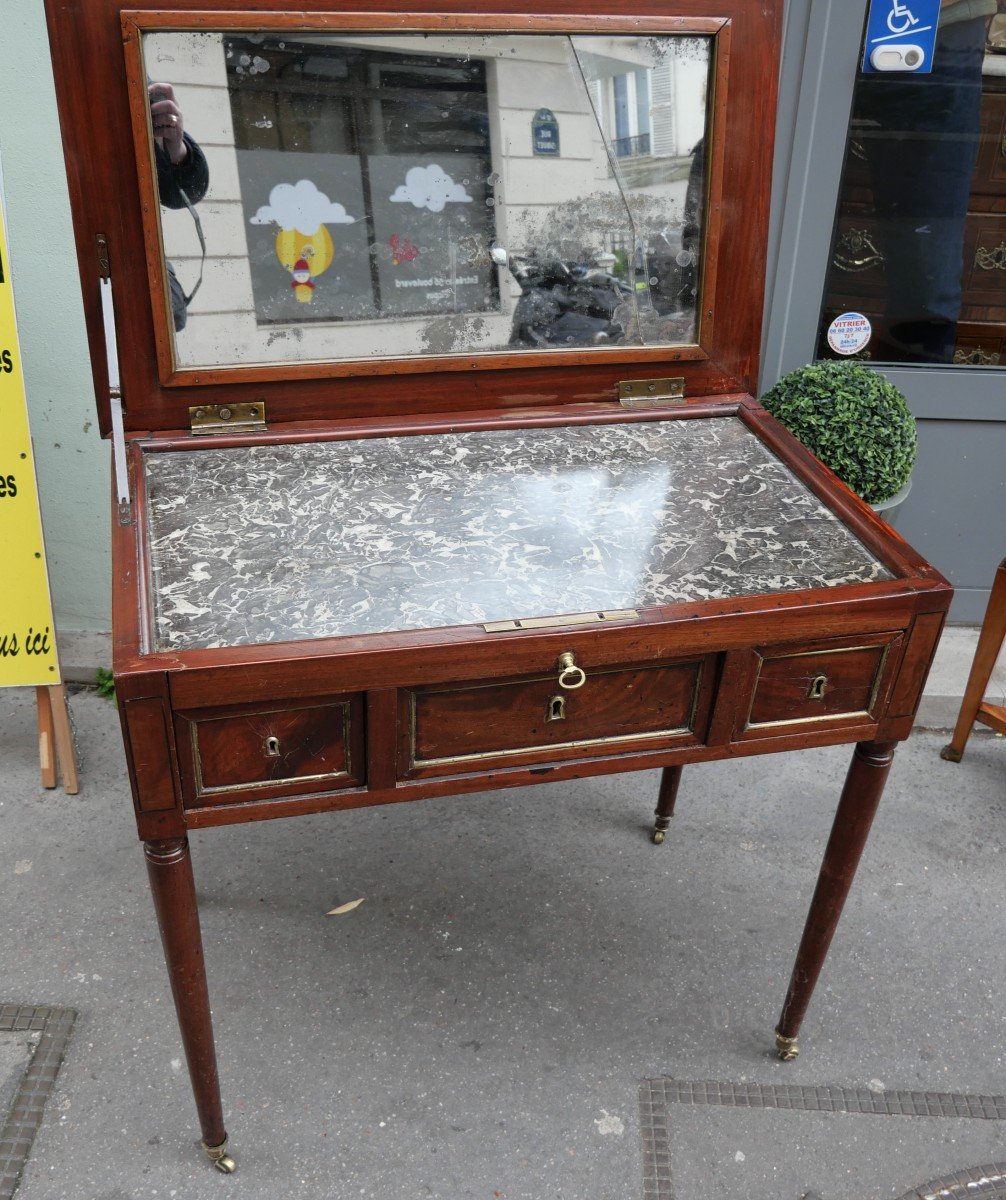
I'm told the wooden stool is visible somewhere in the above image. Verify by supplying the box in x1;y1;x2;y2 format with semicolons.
941;557;1006;762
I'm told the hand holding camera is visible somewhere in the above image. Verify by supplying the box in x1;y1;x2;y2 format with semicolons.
148;82;187;166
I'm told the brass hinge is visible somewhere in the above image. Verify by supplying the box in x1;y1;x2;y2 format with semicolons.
96;234;111;281
189;402;267;435
483;609;639;633
618;377;685;408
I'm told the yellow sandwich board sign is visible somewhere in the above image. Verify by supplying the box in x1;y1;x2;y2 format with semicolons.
0;159;61;687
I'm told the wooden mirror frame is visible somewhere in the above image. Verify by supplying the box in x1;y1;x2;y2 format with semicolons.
46;1;780;434
123;13;731;388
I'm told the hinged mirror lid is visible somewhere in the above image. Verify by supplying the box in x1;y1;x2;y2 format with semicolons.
44;1;782;436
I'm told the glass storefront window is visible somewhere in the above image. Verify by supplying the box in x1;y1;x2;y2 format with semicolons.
818;9;1006;368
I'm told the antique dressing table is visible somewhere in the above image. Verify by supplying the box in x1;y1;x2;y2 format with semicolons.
45;0;951;1174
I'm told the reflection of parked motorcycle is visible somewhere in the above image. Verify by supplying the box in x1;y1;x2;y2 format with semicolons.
643;229;697;317
493;249;631;348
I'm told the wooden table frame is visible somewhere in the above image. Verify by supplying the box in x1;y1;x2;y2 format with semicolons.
41;0;953;1174
111;398;951;1172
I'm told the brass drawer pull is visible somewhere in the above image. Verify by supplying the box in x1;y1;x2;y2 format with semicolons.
264;735;281;757
834;228;884;273
808;675;828;701
954;346;1001;366
557;651;587;690
975;242;1006;272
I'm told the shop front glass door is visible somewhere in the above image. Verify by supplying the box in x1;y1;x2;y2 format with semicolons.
817;9;1006;368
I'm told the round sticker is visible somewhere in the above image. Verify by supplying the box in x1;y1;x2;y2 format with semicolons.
827;312;872;356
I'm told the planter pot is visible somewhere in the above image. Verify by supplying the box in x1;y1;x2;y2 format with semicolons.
869;476;913;527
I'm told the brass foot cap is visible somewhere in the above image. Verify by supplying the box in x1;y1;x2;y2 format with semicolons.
775;1030;799;1062
202;1139;237;1174
940;745;963;763
652;829;666;845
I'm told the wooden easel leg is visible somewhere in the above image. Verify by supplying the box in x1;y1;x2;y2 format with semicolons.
773;739;896;1060
942;557;1006;763
35;687;57;789
652;764;683;845
49;685;79;795
144;838;235;1173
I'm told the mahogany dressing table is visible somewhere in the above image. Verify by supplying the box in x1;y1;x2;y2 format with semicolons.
43;0;951;1173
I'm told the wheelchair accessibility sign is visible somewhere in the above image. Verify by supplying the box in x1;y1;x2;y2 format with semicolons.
863;0;940;74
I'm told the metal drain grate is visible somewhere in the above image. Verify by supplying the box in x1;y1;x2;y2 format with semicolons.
639;1080;1006;1200
0;1006;76;1200
895;1164;1006;1200
644;1079;1006;1120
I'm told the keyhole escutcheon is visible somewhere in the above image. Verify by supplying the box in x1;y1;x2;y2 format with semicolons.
547;695;567;722
264;735;281;757
808;675;828;701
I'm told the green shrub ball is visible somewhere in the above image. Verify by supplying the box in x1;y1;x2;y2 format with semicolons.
760;361;917;505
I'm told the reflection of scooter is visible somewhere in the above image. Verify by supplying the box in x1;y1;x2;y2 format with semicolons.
492;247;630;347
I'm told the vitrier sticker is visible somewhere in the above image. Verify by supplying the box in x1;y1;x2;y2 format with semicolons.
827;312;872;356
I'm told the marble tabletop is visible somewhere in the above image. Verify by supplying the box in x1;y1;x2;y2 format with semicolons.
142;416;892;651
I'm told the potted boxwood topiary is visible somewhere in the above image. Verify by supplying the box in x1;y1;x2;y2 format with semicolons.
760;360;917;521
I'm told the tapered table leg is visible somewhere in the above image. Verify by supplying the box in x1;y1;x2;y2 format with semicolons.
145;838;235;1173
941;556;1006;763
774;740;896;1061
652;765;683;845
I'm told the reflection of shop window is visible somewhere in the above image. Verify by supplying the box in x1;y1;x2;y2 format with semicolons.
226;38;499;326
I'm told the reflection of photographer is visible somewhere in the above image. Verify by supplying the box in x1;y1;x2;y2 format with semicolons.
149;82;209;331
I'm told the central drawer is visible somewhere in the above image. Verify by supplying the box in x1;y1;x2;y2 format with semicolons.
400;653;713;778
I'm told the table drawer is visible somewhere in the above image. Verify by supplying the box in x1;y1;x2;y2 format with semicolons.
741;633;901;738
175;695;365;806
401;653;712;778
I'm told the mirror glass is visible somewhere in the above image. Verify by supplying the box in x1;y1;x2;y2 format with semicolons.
142;30;712;370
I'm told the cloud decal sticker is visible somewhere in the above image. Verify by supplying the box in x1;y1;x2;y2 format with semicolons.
250;179;355;234
389;165;473;213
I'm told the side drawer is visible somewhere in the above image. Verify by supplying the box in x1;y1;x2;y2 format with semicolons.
738;632;902;739
401;653;714;779
174;694;366;807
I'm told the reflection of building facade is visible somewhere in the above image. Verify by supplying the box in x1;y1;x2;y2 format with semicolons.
151;33;709;369
592;50;708;168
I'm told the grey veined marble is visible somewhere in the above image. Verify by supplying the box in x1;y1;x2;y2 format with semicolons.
143;416;892;651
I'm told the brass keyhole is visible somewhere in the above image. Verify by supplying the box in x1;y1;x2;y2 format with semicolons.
547;695;567;722
264;735;281;757
808;675;828;701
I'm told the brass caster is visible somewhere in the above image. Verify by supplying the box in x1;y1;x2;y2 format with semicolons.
652;829;665;845
775;1030;799;1062
202;1139;237;1174
940;745;963;763
652;815;671;845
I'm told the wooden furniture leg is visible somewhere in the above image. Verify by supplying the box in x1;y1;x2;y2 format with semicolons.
941;556;1006;763
35;687;57;789
774;739;896;1061
652;765;683;845
50;685;79;794
34;686;79;794
144;838;235;1173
